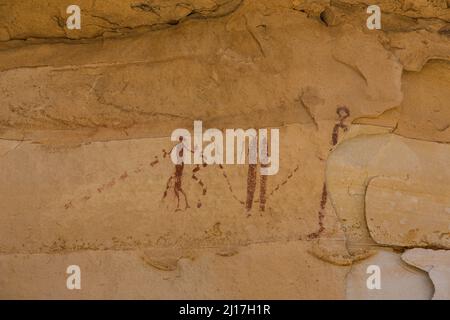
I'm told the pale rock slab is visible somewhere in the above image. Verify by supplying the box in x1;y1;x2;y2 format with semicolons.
402;248;450;300
346;250;433;300
366;177;450;248
326;133;450;251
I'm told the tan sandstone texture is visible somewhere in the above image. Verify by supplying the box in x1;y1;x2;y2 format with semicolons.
0;0;449;299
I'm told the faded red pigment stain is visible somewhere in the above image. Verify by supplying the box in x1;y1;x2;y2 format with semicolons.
162;137;190;211
150;157;159;167
191;164;208;208
119;172;128;180
64;140;210;211
331;106;350;146
259;171;268;211
245;164;258;211
258;138;268;212
65;170;129;208
64;153;158;209
161;139;212;211
244;136;272;213
64;136;288;213
307;184;327;239
64;201;73;209
244;162;299;213
219;164;245;205
97;178;116;193
267;165;299;197
192;165;207;196
308;106;350;239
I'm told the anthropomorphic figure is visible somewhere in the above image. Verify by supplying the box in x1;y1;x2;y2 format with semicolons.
309;106;350;239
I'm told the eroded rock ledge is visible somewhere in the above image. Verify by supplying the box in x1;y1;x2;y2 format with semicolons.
0;0;244;41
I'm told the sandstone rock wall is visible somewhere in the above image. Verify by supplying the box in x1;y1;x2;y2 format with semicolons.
0;0;449;299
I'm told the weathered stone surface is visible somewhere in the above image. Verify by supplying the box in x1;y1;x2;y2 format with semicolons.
0;124;343;253
0;0;449;299
327;133;450;251
294;0;450;23
0;241;349;299
0;3;404;143
346;250;433;300
395;60;450;142
366;177;450;249
402;248;450;300
387;32;450;72
0;0;244;41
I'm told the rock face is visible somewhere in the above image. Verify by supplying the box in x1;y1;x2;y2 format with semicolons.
327;134;450;251
0;126;327;253
366;177;450;249
396;60;450;142
0;241;349;299
0;0;449;299
346;250;433;300
0;0;244;41
402;249;450;300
